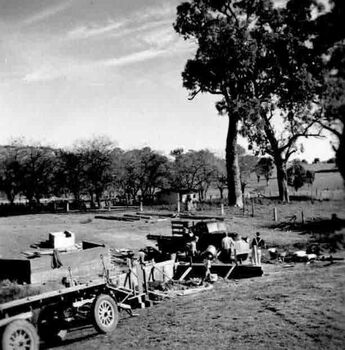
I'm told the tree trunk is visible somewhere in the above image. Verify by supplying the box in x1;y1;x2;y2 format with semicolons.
336;125;345;185
6;190;15;206
275;159;289;202
218;187;224;199
96;192;101;208
226;116;243;207
261;111;289;202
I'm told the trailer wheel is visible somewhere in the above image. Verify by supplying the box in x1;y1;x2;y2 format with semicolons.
92;294;119;333
1;319;39;350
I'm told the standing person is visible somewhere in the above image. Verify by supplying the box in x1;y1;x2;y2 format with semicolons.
221;233;234;262
185;234;198;264
185;195;192;211
203;254;212;282
251;232;265;266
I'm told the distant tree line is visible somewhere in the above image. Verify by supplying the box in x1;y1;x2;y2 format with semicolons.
0;137;231;207
0;136;323;209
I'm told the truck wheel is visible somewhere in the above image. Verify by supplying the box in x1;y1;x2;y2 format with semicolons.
92;294;119;334
1;319;39;350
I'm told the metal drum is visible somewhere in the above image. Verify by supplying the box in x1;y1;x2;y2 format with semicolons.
205;245;217;259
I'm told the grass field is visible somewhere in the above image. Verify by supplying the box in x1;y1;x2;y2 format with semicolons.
50;262;345;350
0;199;345;349
207;163;344;201
1;199;344;259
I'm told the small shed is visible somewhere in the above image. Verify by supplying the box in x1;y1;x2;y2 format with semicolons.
156;190;198;205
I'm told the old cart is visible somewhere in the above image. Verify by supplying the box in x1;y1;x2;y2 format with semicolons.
0;248;176;350
0;276;139;350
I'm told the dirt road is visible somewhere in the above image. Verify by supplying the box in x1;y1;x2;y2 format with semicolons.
48;262;345;350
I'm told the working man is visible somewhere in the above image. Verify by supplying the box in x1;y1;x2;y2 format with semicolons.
221;232;234;262
250;232;265;266
203;253;212;282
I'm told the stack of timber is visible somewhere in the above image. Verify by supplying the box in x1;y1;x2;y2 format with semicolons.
136;212;176;218
179;214;225;221
95;213;154;222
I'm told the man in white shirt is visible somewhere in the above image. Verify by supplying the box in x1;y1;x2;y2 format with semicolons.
221;232;234;262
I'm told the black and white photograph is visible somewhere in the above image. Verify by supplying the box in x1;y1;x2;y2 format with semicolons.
0;0;344;349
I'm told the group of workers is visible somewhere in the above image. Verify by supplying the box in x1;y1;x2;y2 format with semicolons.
220;231;265;264
203;231;266;282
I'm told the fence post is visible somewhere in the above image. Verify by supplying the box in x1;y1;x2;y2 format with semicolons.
273;207;277;222
177;193;180;214
301;210;305;224
242;193;245;216
140;200;143;212
66;201;69;213
221;203;225;216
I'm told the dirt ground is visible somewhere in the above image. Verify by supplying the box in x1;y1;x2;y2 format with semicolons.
1;199;345;349
49;262;345;350
1;199;344;258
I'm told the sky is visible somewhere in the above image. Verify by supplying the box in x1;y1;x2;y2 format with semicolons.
0;0;335;161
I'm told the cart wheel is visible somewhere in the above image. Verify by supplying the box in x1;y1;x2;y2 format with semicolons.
92;294;119;334
1;319;39;350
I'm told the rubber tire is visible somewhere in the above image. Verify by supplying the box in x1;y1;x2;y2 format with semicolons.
2;319;39;350
92;294;119;334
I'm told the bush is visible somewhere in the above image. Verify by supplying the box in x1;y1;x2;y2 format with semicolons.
287;163;315;191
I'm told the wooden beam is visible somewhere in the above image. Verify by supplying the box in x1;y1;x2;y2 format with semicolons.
224;265;237;279
178;267;192;281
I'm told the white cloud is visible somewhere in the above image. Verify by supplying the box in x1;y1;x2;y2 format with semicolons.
141;27;176;48
22;1;72;26
23;67;63;82
67;20;127;40
102;49;168;67
66;3;174;41
22;48;168;83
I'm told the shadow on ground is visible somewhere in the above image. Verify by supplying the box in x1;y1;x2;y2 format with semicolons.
268;216;345;252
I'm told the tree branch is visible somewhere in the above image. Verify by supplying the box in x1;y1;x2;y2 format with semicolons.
279;119;321;154
188;89;201;100
315;120;342;139
226;1;240;27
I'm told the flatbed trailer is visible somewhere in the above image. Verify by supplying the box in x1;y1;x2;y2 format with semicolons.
0;277;142;350
0;256;176;350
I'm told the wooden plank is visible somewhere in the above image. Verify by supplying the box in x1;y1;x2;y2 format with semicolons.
224;265;237;279
175;284;213;296
30;246;111;284
179;214;224;221
135;264;144;294
136;212;175;218
178;267;192;281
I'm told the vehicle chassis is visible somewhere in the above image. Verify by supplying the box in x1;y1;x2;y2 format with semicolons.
0;278;137;350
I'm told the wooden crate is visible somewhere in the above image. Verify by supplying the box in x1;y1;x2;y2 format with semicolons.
171;220;194;235
0;246;112;285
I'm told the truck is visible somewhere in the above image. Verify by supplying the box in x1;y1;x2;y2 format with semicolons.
147;219;251;262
